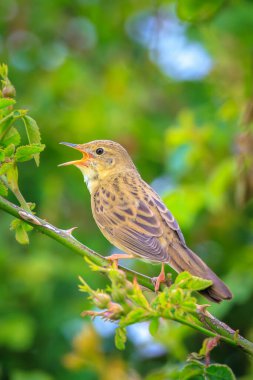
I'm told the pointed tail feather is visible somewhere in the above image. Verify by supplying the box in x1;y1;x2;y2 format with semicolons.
169;243;232;303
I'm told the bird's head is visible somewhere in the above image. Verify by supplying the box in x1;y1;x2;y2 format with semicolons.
59;140;137;191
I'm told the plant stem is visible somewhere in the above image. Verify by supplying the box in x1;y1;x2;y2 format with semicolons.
173;315;237;348
0;175;31;212
0;194;253;356
0;195;153;290
13;187;31;212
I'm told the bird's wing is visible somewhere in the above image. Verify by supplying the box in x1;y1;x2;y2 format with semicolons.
91;174;185;262
145;182;186;247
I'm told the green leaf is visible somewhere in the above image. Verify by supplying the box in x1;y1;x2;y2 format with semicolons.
0;180;8;196
180;360;204;380
120;308;148;326
174;272;193;284
205;364;236;380
22;116;42;166
151;288;173;312
0;114;15;140
0;111;26;142
4;143;15;157
2;127;21;147
169;288;185;305
177;0;224;22
181;298;198;313
0;98;16;109
115;326;127;350
189;277;213;291
175;272;212;291
149;318;159;336
10;219;33;245
180;361;236;380
15;144;45;163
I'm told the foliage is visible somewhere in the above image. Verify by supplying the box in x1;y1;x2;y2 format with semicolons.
78;262;211;351
149;360;237;380
0;64;44;244
77;261;237;378
1;0;253;379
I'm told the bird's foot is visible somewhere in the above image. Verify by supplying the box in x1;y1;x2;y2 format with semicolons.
152;274;166;292
152;263;168;292
106;253;134;269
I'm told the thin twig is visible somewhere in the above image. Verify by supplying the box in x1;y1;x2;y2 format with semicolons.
0;175;31;212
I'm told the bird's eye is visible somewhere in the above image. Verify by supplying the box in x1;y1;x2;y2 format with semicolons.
96;147;104;155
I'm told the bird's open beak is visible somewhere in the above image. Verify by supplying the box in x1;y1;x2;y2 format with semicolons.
58;142;91;167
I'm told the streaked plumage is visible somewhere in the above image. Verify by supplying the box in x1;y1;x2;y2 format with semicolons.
60;140;232;303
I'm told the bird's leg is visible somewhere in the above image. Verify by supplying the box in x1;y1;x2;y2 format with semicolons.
153;263;166;292
106;253;134;268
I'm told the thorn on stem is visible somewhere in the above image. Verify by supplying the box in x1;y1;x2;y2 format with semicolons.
234;329;240;343
64;226;78;235
197;304;211;316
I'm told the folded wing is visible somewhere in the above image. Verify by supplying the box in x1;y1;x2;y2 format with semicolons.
91;174;184;262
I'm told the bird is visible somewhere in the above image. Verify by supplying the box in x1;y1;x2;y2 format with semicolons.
59;139;232;303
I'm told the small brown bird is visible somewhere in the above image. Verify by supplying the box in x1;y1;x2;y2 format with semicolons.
60;140;232;303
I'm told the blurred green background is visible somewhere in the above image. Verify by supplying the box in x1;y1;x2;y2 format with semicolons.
1;0;253;379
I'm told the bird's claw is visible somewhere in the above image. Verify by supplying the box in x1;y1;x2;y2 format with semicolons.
106;254;121;269
152;273;172;292
152;276;166;292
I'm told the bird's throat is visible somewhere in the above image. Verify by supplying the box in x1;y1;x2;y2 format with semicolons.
86;175;99;193
81;170;99;193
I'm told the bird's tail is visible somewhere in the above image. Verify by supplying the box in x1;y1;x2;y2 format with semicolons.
169;243;232;303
